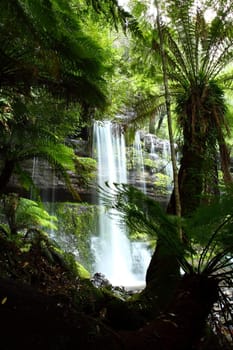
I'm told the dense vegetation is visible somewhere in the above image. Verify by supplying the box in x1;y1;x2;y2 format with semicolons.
1;0;233;349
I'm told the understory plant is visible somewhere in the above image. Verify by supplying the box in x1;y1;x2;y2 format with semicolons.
100;182;233;348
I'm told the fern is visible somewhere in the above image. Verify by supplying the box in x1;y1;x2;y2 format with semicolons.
0;0;109;107
0;195;57;235
99;182;233;275
85;0;142;37
98;183;187;266
16;198;58;232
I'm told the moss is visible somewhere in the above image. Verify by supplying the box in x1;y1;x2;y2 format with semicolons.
154;173;171;195
144;158;157;169
76;261;91;279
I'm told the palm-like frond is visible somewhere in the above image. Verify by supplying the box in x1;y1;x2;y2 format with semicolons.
0;0;109;107
99;179;233;341
99;182;233;275
0;117;81;199
170;1;199;79
159;1;233;88
161;27;191;87
0;194;57;234
186;187;233;249
153;1;233;196
18;139;80;200
85;0;142;37
15;198;58;232
126;92;166;131
98;182;188;266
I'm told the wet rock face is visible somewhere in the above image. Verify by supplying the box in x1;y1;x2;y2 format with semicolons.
144;133;169;153
6;158;77;201
6;140;92;201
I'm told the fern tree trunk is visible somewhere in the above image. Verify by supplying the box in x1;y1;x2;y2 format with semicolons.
167;142;205;216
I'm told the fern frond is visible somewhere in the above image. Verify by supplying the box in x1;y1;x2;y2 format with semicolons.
129;93;165;128
99;182;185;254
16;198;58;231
85;0;142;37
0;0;109;107
162;26;190;81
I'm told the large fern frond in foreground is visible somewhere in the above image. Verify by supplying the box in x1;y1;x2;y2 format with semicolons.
98;182;191;270
99;182;233;343
99;182;233;274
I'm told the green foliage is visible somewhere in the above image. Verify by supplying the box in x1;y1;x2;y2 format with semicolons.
27;92;83;139
153;173;171;195
61;252;91;279
100;182;233;328
0;100;80;197
85;0;142;37
0;0;128;198
143;158;157;170
16;198;57;232
100;182;233;276
74;157;97;187
76;261;91;279
186;187;233;250
0;0;109;106
122;0;233;205
100;182;185;256
0;194;57;236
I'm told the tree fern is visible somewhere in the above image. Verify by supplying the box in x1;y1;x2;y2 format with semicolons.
99;182;233;271
99;183;187;264
0;0;110;107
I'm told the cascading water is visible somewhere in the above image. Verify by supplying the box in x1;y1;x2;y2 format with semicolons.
30;156;39;200
161;140;173;190
30;157;56;237
148;136;174;191
133;131;147;193
92;121;151;287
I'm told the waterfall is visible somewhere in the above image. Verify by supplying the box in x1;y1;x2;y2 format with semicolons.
162;141;173;176
30;157;56;237
30;156;39;200
133;131;147;193
92;121;151;287
161;140;173;191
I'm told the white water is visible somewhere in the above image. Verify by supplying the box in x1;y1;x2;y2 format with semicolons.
133;131;147;193
148;136;173;191
92;121;151;287
30;156;39;200
162;141;173;177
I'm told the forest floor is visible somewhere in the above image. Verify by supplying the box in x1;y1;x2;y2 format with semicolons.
0;232;232;350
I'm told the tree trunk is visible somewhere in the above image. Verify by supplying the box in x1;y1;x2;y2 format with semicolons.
121;273;219;350
144;240;181;314
145;0;181;310
167;143;205;216
149;112;156;134
219;139;232;184
0;159;15;193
